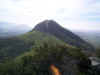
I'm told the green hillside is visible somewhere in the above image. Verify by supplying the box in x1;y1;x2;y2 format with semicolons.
0;30;97;75
0;30;68;62
0;37;87;75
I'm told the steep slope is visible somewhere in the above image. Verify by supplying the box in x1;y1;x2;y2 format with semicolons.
34;20;94;51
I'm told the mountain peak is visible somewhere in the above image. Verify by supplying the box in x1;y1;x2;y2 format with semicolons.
34;19;63;33
34;19;60;28
33;20;94;51
40;19;58;24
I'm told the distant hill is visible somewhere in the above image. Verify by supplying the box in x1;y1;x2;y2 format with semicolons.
74;31;100;49
33;20;94;51
0;22;31;37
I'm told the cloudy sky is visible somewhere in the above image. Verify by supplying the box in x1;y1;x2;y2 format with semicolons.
0;0;100;31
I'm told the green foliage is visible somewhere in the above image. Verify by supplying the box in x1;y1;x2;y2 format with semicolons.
0;31;64;62
0;40;86;75
0;30;89;75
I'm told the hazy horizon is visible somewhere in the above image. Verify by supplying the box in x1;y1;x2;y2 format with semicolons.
0;0;100;31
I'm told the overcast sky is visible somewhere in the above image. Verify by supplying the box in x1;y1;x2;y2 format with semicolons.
0;0;100;31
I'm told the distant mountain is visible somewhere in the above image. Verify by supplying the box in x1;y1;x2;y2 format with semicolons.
33;20;94;51
0;22;31;37
74;31;100;49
